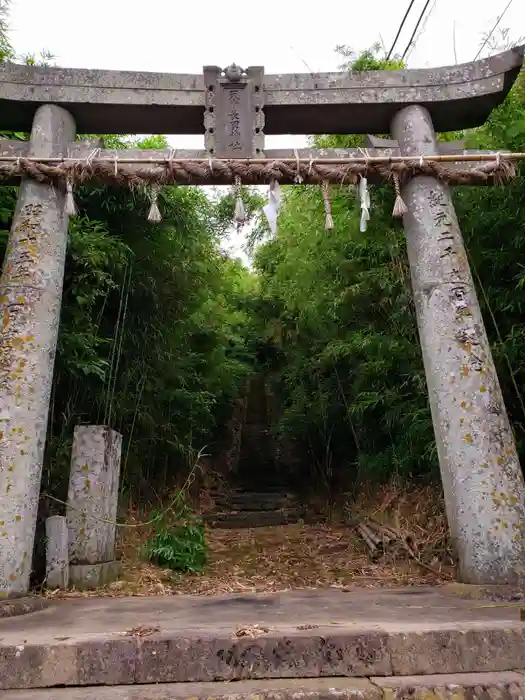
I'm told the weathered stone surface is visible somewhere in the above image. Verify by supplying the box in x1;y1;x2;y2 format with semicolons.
0;48;521;134
391;104;525;585
0;678;381;700
66;425;122;566
0;641;77;690
214;492;295;511
372;671;525;700
69;560;122;590
134;630;391;683
203;65;264;158
0;104;76;597
75;638;136;686
45;516;69;589
388;626;525;675
204;509;303;529
364;135;466;152
0;596;49;618
441;581;524;602
1;587;525;689
3;675;525;700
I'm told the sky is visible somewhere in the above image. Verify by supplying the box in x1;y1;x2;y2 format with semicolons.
6;0;525;259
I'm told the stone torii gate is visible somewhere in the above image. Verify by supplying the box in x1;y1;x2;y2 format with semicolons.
0;48;525;596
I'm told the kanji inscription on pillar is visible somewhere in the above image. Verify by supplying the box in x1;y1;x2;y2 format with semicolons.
203;64;264;158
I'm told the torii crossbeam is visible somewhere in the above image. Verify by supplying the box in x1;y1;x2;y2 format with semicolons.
0;47;524;596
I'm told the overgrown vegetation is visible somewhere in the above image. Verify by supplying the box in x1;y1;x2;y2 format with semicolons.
0;138;260;507
252;43;525;494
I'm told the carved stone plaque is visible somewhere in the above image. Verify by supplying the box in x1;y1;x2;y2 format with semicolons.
203;65;265;158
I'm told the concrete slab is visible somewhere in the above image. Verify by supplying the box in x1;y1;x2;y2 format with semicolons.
372;671;525;699
0;677;381;700
0;587;524;690
2;673;525;700
0;597;50;618
372;671;525;687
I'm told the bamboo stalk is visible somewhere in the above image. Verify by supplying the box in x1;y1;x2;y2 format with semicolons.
368;516;401;539
0;153;523;165
357;523;378;552
360;522;383;547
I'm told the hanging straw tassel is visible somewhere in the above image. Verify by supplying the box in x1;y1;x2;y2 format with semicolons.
392;173;408;218
233;175;246;229
65;178;77;217
148;184;162;222
359;176;370;232
322;180;334;230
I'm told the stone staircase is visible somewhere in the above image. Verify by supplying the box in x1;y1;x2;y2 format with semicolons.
203;372;304;529
1;587;525;698
203;485;304;528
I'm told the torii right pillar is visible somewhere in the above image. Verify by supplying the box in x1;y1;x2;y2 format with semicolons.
391;105;525;584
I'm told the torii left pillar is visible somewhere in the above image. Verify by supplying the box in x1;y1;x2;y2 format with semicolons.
0;105;76;596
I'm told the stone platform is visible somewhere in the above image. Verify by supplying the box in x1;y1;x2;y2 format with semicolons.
4;673;525;700
0;586;524;692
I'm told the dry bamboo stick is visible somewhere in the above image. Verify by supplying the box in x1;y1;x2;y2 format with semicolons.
0;153;523;165
368;517;402;540
357;523;378;552
361;523;384;547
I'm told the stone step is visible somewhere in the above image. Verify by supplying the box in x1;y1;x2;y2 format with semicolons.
204;508;303;528
217;492;294;501
4;672;525;700
0;588;524;690
211;501;294;512
210;488;293;496
212;496;295;512
228;490;294;499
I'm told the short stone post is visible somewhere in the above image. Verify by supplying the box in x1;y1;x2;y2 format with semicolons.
0;104;76;597
66;425;123;589
391;104;525;584
45;516;69;589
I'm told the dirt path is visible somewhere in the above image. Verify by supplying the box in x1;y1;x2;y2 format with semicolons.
46;521;453;599
43;484;454;599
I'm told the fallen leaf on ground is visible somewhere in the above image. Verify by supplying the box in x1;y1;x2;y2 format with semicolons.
125;625;160;637
235;624;271;638
43;484;454;599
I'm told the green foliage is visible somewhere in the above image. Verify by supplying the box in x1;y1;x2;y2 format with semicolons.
252;46;525;491
335;42;404;71
40;175;257;497
142;502;208;573
0;0;258;498
0;0;13;63
313;44;404;152
1;1;525;512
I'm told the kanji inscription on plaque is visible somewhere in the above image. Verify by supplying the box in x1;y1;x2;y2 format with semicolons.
203;64;264;158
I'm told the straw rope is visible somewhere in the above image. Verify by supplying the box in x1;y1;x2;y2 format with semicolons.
0;156;517;187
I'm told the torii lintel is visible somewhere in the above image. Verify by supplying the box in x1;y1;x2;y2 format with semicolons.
0;47;522;135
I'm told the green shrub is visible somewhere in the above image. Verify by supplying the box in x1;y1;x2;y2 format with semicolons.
142;507;208;573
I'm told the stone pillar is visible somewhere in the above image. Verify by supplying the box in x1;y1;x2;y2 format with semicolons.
66;425;122;589
391;105;525;584
0;105;76;597
45;516;69;589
